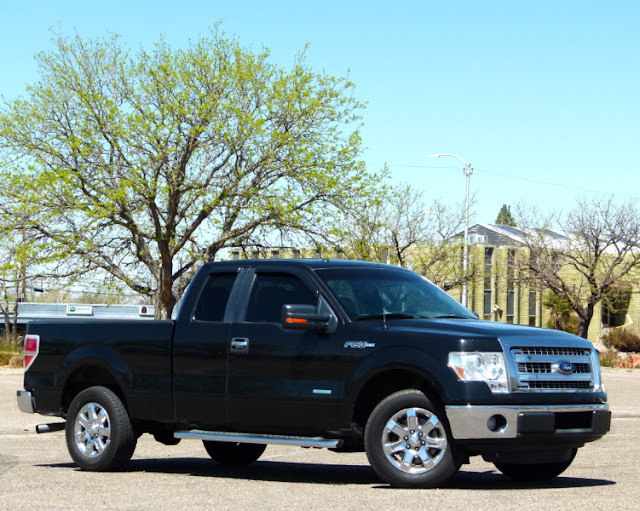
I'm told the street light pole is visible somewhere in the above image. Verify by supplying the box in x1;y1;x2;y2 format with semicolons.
429;153;473;309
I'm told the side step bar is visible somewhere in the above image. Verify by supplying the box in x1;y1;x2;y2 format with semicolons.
174;430;342;449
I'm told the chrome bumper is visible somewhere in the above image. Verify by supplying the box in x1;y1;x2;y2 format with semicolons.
445;403;610;440
17;390;35;414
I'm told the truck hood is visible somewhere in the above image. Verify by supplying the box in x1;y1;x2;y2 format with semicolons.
385;318;594;348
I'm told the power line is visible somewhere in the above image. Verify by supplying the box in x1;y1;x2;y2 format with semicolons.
479;168;640;200
373;164;456;169
375;162;640;202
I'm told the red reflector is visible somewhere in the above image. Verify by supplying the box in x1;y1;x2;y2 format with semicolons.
24;337;38;353
23;335;40;370
286;317;308;324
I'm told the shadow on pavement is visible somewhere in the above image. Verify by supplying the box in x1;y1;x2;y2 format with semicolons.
446;469;615;491
36;458;616;489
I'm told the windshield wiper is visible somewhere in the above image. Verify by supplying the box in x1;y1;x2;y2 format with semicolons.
355;312;419;321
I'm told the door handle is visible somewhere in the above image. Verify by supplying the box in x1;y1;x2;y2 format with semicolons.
231;337;249;351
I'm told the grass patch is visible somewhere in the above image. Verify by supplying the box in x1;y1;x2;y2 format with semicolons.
0;336;23;367
0;350;23;367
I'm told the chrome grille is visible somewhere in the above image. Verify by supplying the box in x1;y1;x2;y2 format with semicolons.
518;347;587;357
527;381;592;390
518;362;591;374
510;346;595;392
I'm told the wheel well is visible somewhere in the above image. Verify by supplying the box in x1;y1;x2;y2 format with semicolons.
352;370;443;432
61;366;127;415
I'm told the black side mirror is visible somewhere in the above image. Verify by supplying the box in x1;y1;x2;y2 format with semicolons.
281;304;333;333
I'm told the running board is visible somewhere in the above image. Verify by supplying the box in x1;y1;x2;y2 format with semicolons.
174;430;342;449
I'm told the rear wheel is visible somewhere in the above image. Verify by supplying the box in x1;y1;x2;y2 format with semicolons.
364;389;459;488
203;441;266;465
494;449;577;481
65;386;136;471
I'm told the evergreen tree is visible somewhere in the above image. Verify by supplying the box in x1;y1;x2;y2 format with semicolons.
496;204;516;226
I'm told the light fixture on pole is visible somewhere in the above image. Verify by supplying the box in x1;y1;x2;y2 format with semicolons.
429;153;473;309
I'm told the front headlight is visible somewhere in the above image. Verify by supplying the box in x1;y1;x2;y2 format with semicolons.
448;352;509;393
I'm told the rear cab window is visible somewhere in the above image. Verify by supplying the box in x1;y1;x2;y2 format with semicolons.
193;273;238;322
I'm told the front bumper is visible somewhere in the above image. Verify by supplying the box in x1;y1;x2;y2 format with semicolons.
446;403;610;440
17;390;35;414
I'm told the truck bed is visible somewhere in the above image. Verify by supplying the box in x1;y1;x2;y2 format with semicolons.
24;319;175;421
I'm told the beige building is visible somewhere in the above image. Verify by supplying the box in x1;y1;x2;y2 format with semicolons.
458;224;640;343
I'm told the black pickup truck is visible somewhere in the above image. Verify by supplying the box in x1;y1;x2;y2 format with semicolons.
17;259;610;488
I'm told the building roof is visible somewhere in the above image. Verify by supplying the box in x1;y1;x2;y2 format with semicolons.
461;224;635;253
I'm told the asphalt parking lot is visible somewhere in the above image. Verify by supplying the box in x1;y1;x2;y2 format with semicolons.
1;368;638;511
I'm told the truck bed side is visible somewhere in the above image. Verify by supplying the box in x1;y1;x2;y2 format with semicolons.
24;319;175;422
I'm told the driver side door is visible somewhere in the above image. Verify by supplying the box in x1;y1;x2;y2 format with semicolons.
226;268;343;433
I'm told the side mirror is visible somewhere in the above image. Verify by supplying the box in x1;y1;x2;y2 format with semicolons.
282;304;334;333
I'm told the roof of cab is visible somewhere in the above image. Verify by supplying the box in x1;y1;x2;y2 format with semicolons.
201;258;411;272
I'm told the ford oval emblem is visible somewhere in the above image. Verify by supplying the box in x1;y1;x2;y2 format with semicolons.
556;360;575;375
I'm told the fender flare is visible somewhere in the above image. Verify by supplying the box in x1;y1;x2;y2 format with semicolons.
346;346;458;404
59;344;133;405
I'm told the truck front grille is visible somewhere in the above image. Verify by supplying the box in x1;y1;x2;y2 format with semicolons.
517;362;591;374
510;346;595;392
527;380;592;390
518;347;586;357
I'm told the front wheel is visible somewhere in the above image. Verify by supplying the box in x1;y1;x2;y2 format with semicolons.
65;386;137;471
203;441;266;465
364;389;459;488
494;449;577;482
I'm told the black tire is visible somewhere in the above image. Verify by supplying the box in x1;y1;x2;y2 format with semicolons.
494;449;577;482
364;389;459;488
203;441;266;465
65;386;137;471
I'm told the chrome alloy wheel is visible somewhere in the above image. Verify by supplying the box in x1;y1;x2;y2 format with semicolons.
74;402;112;458
381;407;448;474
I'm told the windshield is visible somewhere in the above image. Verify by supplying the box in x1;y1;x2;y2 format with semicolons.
314;267;475;321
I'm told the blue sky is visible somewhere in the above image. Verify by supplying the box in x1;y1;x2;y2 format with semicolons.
1;0;638;224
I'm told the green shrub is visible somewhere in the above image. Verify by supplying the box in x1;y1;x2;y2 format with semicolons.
599;350;619;368
602;328;640;353
543;291;580;335
545;315;580;336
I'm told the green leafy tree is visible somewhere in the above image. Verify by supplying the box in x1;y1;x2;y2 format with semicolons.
496;204;516;226
0;193;87;341
0;29;371;318
542;290;579;335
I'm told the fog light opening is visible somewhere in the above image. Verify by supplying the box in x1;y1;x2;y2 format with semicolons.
487;414;507;433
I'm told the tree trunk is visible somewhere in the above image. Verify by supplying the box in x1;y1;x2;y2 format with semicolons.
155;255;176;320
12;300;19;344
2;307;10;343
578;303;595;339
154;289;176;320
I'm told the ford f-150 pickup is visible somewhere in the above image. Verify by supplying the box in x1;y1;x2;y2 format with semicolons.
17;259;610;487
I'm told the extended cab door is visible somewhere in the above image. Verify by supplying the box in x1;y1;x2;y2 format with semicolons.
172;267;248;427
226;267;343;433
